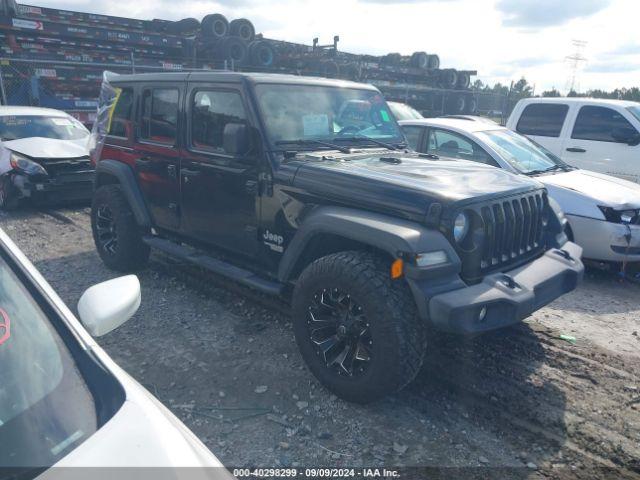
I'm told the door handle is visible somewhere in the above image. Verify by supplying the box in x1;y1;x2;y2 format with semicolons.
566;147;586;153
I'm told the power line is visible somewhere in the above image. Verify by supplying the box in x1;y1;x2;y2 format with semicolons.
565;39;587;94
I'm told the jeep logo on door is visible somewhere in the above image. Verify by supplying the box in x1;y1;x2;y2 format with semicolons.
262;229;284;253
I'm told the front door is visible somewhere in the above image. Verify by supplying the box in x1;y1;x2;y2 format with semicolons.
180;86;260;256
133;86;182;230
563;105;640;183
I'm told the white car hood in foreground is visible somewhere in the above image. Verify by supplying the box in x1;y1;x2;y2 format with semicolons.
2;136;89;159
45;364;227;472
540;169;640;211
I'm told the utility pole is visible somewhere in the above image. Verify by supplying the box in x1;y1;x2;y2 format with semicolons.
565;39;587;94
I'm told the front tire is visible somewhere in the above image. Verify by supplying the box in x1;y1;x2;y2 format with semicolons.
91;184;150;271
292;251;426;403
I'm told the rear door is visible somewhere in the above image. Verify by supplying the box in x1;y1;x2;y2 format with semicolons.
133;84;182;231
179;84;261;256
512;102;570;157
563;105;640;183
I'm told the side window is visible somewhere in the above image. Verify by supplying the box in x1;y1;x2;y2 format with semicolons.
191;90;247;154
571;106;637;142
108;87;133;138
516;103;569;137
140;88;179;144
401;126;423;150
427;129;495;165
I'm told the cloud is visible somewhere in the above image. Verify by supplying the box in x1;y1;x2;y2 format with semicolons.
359;0;456;2
609;43;640;56
509;57;552;68
496;0;611;27
584;60;640;74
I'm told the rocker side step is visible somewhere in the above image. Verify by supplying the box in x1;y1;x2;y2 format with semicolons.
143;236;284;296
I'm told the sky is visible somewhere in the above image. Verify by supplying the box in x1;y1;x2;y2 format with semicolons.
35;0;640;93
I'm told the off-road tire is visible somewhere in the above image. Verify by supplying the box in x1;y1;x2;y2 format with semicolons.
91;184;150;271
292;251;426;403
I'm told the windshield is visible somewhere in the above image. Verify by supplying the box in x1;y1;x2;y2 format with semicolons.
476;128;564;174
389;102;423;121
0;115;89;141
254;84;404;149
0;252;99;469
628;106;640;122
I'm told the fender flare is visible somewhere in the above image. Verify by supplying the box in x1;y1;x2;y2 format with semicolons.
94;160;152;228
277;206;459;282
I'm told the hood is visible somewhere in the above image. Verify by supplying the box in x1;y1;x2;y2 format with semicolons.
291;152;542;220
540;169;640;210
50;365;226;470
3;136;89;160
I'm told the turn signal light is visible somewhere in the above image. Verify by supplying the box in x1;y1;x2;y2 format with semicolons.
390;258;404;279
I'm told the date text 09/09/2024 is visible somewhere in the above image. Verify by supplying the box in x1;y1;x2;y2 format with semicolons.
232;468;400;478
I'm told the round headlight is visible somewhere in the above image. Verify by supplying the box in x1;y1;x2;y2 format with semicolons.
453;212;469;243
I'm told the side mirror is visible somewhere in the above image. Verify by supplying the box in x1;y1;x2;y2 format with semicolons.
77;275;141;337
612;127;640;146
223;123;252;156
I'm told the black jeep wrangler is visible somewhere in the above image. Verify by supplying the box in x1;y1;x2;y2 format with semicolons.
90;71;583;403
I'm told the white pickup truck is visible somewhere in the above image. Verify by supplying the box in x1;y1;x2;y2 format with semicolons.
507;98;640;184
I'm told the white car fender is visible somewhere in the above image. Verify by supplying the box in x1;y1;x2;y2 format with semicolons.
543;182;605;220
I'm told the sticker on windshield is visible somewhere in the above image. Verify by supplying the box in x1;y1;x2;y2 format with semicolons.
51;118;73;126
380;110;390;122
302;114;330;137
0;307;10;346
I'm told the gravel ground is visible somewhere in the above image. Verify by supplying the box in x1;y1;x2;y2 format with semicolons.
1;205;639;479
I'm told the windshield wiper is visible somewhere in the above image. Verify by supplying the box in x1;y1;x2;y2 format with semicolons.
333;135;401;151
275;139;352;154
526;164;562;176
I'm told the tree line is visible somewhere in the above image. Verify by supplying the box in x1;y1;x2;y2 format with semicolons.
473;77;640;107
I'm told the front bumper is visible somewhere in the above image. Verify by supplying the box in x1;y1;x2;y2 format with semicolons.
13;170;94;203
419;242;584;334
567;214;640;263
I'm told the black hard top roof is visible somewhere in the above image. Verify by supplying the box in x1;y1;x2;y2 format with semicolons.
106;70;378;90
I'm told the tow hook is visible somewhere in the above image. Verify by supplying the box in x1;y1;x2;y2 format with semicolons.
554;249;574;262
499;274;521;292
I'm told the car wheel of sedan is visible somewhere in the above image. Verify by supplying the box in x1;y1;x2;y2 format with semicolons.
91;184;150;271
292;251;426;403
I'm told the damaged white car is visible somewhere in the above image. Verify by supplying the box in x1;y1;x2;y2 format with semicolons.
0;228;228;477
0;107;93;209
400;117;640;265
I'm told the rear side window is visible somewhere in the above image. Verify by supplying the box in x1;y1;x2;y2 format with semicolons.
140;88;179;144
191;90;247;153
108;87;133;138
401;126;422;150
571;106;637;142
516;103;569;137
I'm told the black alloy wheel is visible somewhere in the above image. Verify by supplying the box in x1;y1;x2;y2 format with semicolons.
95;205;118;255
307;287;372;377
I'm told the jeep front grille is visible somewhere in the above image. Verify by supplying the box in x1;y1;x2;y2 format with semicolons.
458;190;549;283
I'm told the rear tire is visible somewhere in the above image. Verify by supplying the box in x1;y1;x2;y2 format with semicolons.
91;184;150;272
292;251;426;403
